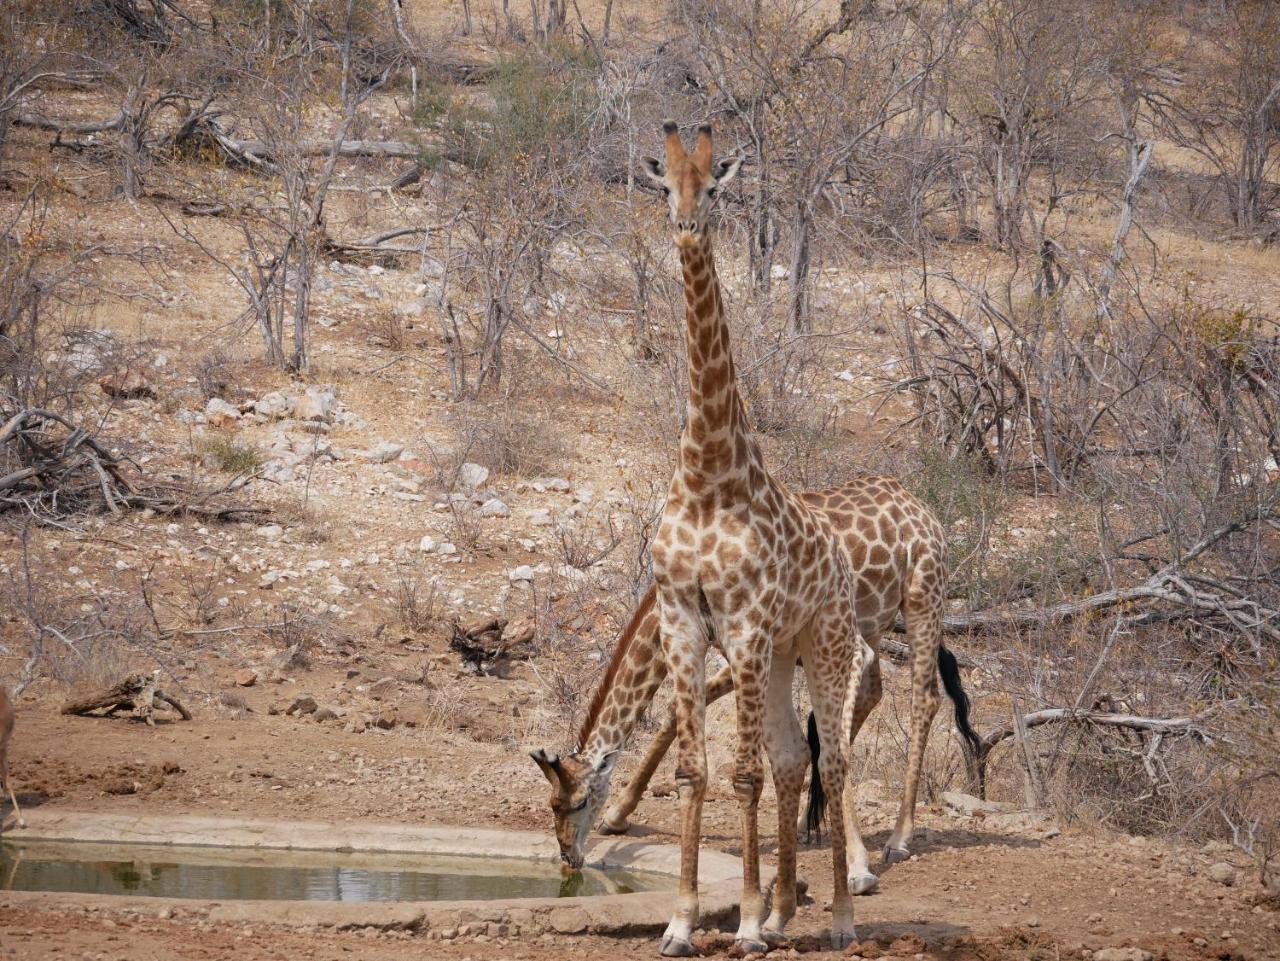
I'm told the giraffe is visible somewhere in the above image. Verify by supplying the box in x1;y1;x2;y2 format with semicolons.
620;119;961;956
0;687;25;832
533;533;979;884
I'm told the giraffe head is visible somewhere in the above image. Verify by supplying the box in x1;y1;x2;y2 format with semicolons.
530;748;618;869
640;120;741;249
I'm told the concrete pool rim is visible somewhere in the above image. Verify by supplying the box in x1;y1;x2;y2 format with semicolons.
0;811;758;936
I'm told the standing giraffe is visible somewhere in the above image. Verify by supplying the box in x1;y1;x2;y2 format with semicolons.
533;554;979;886
624;119;960;956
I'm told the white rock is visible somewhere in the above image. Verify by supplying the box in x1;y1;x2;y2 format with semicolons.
418;536;438;554
205;397;241;427
532;477;572;493
834;369;856;382
256;524;284;540
295;385;338;422
1208;862;1236;886
396;300;426;318
508;565;535;583
255;391;294;419
259;570;282;588
359;441;404;464
437;543;458;555
306;559;331;571
941;791;1015;816
458;463;490;489
1093;950;1153;961
479;498;510;518
528;509;554;527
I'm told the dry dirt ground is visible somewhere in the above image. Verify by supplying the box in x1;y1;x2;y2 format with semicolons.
3;680;1279;961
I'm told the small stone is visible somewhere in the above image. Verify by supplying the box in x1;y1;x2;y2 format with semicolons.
940;791;1014;816
1092;950;1152;961
359;441;404;463
527;508;554;527
313;707;339;723
256;524;284;540
205;397;241;427
254;391;293;418
1208;862;1236;886
478;498;510;518
372;711;397;730
285;695;318;716
888;934;926;956
508;565;535;583
233;669;257;687
458;462;490;489
418;536;438;553
294;385;338;422
259;570;282;589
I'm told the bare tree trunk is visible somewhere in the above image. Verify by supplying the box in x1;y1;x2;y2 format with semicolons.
788;198;812;333
1096;131;1152;323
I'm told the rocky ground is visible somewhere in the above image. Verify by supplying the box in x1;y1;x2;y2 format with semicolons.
3;667;1279;960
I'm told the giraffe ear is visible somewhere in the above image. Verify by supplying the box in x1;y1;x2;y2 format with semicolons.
639;156;666;186
712;156;742;186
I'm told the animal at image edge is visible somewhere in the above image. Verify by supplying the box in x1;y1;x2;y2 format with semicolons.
533;121;979;957
0;686;25;832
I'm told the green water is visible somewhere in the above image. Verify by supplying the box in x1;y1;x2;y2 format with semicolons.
0;840;670;902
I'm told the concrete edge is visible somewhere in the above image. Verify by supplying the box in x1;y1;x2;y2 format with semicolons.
1;810;757;937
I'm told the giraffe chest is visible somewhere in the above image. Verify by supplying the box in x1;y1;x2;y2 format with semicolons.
652;496;846;635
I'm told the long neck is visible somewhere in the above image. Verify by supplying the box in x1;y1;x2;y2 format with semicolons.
577;586;665;764
678;234;749;480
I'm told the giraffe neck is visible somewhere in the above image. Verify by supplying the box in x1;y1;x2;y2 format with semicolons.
576;588;664;765
678;234;751;482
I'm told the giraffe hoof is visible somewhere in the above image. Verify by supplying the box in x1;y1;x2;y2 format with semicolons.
660;935;695;957
599;817;630;835
830;928;859;950
736;937;770;955
882;845;911;865
762;927;790;947
850;872;879;895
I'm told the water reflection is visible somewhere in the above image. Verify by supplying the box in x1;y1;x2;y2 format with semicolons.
0;841;670;903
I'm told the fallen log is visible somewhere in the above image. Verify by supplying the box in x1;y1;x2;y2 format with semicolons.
450;617;535;675
62;673;192;725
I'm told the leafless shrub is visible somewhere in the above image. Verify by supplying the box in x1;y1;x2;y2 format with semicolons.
391;559;444;635
447;401;566;479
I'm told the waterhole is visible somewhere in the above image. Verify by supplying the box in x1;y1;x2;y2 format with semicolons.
0;840;672;902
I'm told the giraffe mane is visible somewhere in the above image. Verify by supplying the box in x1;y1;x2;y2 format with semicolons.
576;585;657;753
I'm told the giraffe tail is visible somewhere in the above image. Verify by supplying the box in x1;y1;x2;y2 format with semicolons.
803;710;825;838
938;645;981;760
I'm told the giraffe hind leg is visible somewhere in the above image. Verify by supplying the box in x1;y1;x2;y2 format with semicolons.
2;759;22;831
884;556;944;863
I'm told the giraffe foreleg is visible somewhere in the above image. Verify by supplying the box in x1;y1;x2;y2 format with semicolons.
658;604;710;958
602;663;734;834
726;636;771;955
762;654;805;944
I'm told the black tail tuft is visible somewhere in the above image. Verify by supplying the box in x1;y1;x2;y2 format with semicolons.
938;645;981;758
804;710;826;839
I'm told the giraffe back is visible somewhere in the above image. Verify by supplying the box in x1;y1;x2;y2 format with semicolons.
800;474;946;638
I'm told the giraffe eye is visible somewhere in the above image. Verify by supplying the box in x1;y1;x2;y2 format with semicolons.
706;186;717;198
660;186;671;197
